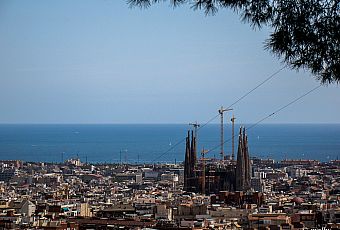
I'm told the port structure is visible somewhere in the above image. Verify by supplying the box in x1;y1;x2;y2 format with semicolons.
218;106;233;160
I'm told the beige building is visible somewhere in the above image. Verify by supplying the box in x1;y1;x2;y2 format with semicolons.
248;213;290;229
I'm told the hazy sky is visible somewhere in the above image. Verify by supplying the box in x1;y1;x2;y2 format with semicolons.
0;0;339;124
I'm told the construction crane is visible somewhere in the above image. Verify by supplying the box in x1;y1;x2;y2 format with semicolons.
218;106;233;160
201;148;209;195
231;115;236;161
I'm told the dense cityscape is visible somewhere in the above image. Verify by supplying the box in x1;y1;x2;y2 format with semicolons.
1;128;340;229
1;1;339;229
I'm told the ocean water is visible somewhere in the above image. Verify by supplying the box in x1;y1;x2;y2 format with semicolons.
0;124;339;163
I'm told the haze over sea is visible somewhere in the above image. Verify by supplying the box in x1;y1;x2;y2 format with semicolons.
0;124;339;163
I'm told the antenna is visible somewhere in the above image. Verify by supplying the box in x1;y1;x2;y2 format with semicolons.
218;106;233;160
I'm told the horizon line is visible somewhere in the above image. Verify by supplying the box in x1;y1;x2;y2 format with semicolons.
0;122;339;125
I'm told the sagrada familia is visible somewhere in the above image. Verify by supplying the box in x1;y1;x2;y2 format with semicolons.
184;127;251;194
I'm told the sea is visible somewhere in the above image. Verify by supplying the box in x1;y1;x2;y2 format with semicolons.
0;124;339;163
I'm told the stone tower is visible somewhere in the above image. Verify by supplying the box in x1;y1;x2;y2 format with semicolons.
235;127;251;191
184;130;197;192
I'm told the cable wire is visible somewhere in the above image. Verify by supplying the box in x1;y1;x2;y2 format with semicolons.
204;84;322;156
152;113;221;162
152;66;286;162
226;65;286;109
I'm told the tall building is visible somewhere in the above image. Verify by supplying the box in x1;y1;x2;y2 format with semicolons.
235;127;251;191
184;130;198;192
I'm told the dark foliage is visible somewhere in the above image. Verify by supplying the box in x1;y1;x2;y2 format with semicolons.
128;0;340;84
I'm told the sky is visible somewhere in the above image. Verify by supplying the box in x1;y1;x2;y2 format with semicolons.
0;0;339;124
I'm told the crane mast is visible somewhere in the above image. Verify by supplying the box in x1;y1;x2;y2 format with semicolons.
218;106;233;160
201;148;209;195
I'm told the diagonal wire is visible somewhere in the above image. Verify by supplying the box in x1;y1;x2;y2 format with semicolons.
152;113;220;162
152;66;286;162
204;84;322;156
226;65;286;110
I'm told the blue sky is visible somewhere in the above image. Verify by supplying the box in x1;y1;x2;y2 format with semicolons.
0;0;339;124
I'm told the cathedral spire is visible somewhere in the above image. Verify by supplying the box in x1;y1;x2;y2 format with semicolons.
235;127;251;191
184;130;198;192
184;131;190;190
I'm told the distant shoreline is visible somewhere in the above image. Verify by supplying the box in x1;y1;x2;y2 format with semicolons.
0;158;337;165
0;123;340;125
